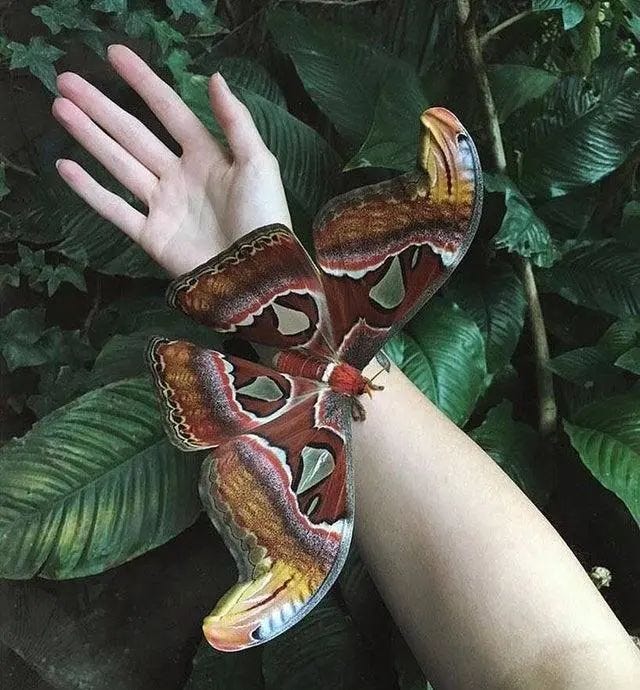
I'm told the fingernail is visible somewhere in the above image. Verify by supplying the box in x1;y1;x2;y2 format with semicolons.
216;72;231;93
55;159;63;171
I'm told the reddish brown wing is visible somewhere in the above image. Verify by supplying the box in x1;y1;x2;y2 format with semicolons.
146;337;321;451
313;108;483;370
199;390;353;651
167;224;334;356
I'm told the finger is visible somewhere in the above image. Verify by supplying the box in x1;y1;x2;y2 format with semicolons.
57;71;178;177
107;44;225;160
56;158;146;242
209;72;273;163
52;97;157;204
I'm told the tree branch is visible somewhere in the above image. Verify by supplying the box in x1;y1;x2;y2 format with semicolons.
455;0;558;436
479;9;534;48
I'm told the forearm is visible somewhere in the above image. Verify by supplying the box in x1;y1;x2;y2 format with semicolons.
354;362;640;689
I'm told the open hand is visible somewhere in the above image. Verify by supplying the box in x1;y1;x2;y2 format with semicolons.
52;44;291;277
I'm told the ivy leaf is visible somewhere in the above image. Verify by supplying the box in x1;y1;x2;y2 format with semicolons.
166;0;206;19
471;401;550;505
0;265;20;289
487;64;558;122
91;0;127;13
448;262;527;374
7;37;65;94
538;241;640;317
385;300;488;426
565;392;640;525
0;308;93;372
124;10;184;53
346;61;428;172
485;174;557;267
32;0;100;34
45;263;87;295
0;378;203;578
533;0;585;30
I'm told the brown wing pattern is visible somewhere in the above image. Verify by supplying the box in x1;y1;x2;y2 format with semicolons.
167;224;334;356
313;108;483;369
198;390;353;650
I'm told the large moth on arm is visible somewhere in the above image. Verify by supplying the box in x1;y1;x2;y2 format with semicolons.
146;108;482;651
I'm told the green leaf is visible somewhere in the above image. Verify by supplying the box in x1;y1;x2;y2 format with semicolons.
268;7;392;144
547;317;640;388
0;165;9;200
262;597;371;690
0;378;203;579
169;65;339;217
448;262;526;373
184;641;263;690
394;633;432;690
519;68;640;197
0;308;92;372
538;241;640;317
487;64;558;122
471;401;550;505
124;10;184;53
533;0;585;30
615;200;640;249
166;0;206;19
217;57;286;108
32;0;100;34
46;263;87;295
548;346;618;386
485;174;557;267
91;0;127;13
0;264;20;289
346;61;428;172
565;392;640;525
7;37;65;94
385;300;488;425
615;347;640;375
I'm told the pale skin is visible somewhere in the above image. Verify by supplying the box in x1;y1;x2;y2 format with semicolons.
53;45;640;689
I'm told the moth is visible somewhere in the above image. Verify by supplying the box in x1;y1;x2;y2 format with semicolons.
147;107;482;652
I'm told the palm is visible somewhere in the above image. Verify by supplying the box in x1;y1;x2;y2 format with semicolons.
53;45;290;277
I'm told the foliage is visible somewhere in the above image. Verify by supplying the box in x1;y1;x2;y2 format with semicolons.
2;0;640;687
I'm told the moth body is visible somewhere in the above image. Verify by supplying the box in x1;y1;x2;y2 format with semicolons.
273;348;380;420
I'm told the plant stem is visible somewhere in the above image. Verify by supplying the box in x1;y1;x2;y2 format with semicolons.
479;9;534;48
455;0;557;436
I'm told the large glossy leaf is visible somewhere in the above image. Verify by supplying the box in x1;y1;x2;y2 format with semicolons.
184;640;263;690
470;401;550;506
485;174;557;267
538;241;640;317
168;60;340;218
533;0;585;29
385;300;488;425
345;62;428;172
10;172;165;278
448;262;526;373
0;378;203;579
519;68;640;197
262;597;376;690
0;520;233;690
268;7;392;145
487;64;558;122
565;392;640;524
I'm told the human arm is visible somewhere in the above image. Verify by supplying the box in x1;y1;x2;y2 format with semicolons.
53;45;640;688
